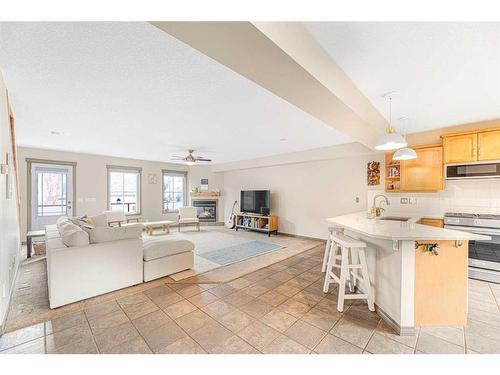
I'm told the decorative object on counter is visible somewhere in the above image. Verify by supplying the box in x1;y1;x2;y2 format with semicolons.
367;161;380;186
415;241;439;256
147;173;157;184
375;92;407;151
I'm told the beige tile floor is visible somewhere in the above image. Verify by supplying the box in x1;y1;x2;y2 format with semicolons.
1;244;500;354
3;227;321;333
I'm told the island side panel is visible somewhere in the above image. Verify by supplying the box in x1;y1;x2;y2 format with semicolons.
414;240;468;326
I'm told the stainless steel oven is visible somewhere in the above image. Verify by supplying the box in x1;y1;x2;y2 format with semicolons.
444;212;500;283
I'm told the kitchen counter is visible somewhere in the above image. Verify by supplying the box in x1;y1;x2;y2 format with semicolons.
324;211;489;334
326;212;490;241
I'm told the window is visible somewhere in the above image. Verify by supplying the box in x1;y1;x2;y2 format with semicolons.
107;166;141;215
163;170;187;213
36;168;68;217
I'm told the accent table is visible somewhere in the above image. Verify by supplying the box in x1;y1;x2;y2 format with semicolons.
26;229;46;258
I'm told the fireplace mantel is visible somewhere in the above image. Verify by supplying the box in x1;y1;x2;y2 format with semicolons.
190;192;220;198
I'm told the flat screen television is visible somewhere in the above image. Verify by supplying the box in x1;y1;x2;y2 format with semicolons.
240;190;270;215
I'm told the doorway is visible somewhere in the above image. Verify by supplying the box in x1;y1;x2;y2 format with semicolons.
28;161;76;231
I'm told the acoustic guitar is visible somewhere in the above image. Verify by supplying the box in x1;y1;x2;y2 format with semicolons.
225;200;239;229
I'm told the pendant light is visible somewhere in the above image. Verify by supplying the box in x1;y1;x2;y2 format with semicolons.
375;93;407;151
393;117;417;160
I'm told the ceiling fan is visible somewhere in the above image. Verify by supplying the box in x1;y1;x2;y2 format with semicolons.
170;149;212;166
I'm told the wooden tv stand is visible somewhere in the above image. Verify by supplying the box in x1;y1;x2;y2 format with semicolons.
234;212;278;237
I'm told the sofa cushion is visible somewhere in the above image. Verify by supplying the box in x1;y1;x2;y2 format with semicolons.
90;213;108;228
143;238;195;261
56;216;73;234
60;223;90;247
56;216;70;226
89;224;142;243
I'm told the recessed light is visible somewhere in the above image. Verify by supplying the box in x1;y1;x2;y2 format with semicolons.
279;138;287;142
50;131;61;136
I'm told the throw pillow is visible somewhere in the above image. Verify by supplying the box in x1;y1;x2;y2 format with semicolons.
60;222;90;247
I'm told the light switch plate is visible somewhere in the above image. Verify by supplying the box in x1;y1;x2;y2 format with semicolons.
400;198;409;204
409;197;417;205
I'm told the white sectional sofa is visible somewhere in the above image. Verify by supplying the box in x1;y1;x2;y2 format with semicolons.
45;215;195;308
45;222;143;309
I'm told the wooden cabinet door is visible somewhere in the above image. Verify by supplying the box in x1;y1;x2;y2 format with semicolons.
443;133;477;163
478;130;500;161
400;146;443;192
419;218;444;228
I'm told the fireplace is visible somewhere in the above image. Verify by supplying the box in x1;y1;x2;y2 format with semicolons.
192;200;217;222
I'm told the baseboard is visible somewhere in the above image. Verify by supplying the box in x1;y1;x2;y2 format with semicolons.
278;231;326;243
0;255;21;335
376;305;416;336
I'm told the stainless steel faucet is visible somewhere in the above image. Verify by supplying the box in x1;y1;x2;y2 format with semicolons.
371;194;390;217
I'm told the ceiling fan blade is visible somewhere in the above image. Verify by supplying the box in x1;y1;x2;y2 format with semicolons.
170;157;186;160
195;157;212;162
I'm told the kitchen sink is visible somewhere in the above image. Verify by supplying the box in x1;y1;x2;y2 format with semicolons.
378;216;411;222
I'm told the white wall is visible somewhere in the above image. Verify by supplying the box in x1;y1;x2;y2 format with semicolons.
369;179;500;217
0;73;21;327
17;147;189;239
222;154;383;239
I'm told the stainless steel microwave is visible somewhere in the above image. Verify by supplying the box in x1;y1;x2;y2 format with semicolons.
446;162;500;180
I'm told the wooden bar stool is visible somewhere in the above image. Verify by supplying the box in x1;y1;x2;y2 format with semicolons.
323;233;374;312
321;226;344;273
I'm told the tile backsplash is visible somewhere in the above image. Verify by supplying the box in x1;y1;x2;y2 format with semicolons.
367;179;500;217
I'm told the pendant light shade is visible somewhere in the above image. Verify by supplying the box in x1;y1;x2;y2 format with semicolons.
393;147;417;160
375;93;407;151
375;129;408;150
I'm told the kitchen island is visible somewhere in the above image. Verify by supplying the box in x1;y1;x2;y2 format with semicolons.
326;212;490;334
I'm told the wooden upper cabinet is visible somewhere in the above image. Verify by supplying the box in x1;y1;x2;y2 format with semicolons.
400;146;443;192
443;133;477;163
478;129;500;161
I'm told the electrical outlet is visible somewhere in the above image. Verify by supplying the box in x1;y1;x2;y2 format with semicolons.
400;198;409;204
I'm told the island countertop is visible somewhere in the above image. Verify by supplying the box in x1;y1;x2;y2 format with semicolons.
326;212;490;241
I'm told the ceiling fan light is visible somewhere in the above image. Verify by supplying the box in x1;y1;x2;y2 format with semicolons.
375;132;408;151
186;161;196;166
393;147;417;160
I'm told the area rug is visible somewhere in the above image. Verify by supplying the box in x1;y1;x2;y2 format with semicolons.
198;240;282;265
168;229;284;280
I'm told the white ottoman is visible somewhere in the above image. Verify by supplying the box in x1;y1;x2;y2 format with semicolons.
143;237;195;282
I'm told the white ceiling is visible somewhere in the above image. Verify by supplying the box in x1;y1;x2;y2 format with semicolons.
305;22;500;134
0;22;350;164
1;22;499;165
